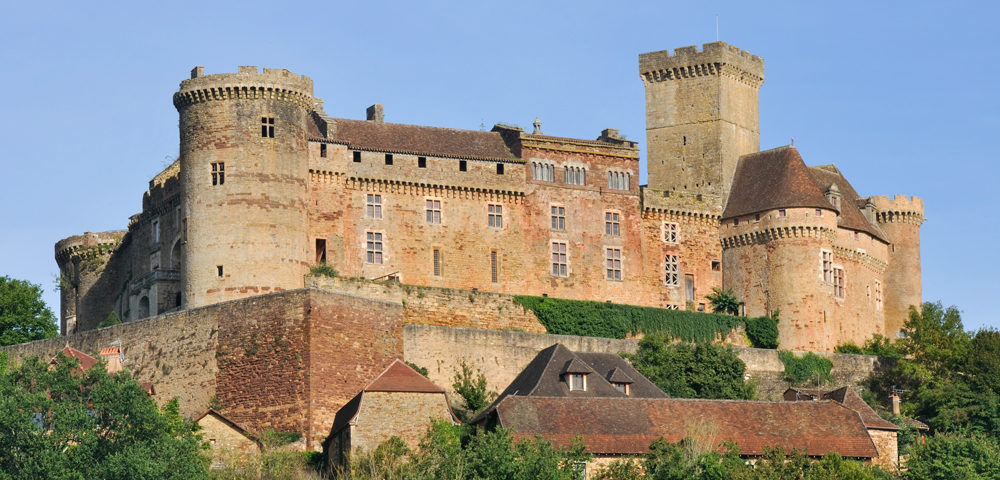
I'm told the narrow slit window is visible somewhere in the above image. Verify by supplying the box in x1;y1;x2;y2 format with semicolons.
217;265;224;277
433;249;441;277
491;251;499;283
315;238;327;263
320;143;327;157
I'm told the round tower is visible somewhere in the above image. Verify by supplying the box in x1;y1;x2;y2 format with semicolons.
54;231;126;334
872;195;924;337
174;66;314;309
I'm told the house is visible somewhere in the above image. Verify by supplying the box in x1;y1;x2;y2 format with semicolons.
784;386;907;469
194;409;262;470
323;359;457;471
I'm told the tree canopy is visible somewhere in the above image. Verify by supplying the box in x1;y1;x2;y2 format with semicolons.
0;276;57;346
623;334;756;400
0;352;209;479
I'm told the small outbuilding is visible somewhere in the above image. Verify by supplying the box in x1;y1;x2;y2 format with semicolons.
194;409;262;470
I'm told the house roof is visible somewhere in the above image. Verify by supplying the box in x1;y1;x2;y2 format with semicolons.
722;146;888;242
51;346;99;372
328;359;451;436
492;396;879;458
318;117;518;162
784;387;899;431
470;344;666;424
194;409;260;445
723;146;832;219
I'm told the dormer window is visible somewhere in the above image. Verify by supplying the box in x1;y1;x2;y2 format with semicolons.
568;373;586;391
612;382;630;395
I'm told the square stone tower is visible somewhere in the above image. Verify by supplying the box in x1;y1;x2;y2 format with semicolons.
640;42;764;213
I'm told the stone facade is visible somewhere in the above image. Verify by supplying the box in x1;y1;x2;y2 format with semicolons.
55;41;922;352
196;410;261;469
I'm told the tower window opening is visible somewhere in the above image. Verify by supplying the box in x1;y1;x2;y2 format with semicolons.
385;153;393;165
320;143;327;157
426;199;442;224
353;151;361;163
418;157;427;168
217;265;224;277
682;136;686;145
491;250;499;283
315;238;327;263
261;117;275;138
211;162;225;185
459;160;468;171
433;249;441;277
496;163;504;174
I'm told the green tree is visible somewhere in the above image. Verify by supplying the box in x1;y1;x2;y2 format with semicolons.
624;334;755;400
900;302;970;377
905;433;1000;480
0;352;209;479
705;287;740;316
452;360;494;421
0;276;57;346
99;311;121;328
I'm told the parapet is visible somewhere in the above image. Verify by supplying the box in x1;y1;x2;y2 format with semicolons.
174;65;314;110
55;231;126;266
639;41;764;87
869;195;924;225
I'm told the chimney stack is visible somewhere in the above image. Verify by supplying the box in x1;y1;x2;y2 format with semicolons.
889;391;901;415
366;104;384;123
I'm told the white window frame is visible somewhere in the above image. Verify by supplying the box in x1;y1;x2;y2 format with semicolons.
425;198;442;224
662;221;679;243
550;205;566;231
563;165;586;186
366;194;382;219
366;232;384;265
664;254;679;286
606;247;622;281
531;161;555;182
488;203;502;228
605;211;620;236
833;266;845;298
821;250;833;283
568;373;586;391
551;241;568;277
607;170;631;190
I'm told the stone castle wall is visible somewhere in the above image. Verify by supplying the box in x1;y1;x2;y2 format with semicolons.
402;324;885;402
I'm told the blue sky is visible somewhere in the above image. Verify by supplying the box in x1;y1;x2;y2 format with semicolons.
1;1;997;331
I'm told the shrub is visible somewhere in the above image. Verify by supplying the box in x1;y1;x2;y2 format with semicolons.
406;361;429;378
99;311;121;328
308;262;338;278
452;361;494;421
834;342;864;354
778;351;833;386
744;316;778;349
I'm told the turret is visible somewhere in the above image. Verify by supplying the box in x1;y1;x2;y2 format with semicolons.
174;66;315;308
870;195;924;337
55;231;126;334
640;42;764;213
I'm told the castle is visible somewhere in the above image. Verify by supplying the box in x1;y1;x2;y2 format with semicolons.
54;41;923;352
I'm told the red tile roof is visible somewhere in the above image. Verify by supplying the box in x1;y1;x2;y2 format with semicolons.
722;146;833;219
494;396;878;458
806;165;888;241
52;346;99;372
325;118;518;161
784;387;899;431
365;359;446;393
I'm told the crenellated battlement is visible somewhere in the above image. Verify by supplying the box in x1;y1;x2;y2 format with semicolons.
721;224;837;249
870;195;924;225
173;65;314;110
639;41;764;88
55;231;125;265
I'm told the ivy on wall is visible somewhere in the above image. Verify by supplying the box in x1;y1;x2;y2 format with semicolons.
513;296;778;348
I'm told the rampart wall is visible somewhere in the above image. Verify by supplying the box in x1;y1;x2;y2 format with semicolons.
402;324;887;402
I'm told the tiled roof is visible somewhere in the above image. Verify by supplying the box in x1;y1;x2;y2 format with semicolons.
194;409;260;444
606;367;634;384
328;391;363;436
365;359;446;393
322;118;518;161
722;146;833;219
561;357;594;374
494;396;878;458
806;165;888;242
52;346;99;372
784;387;899;431
470;344;666;424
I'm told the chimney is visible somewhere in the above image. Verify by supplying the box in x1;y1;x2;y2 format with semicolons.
366;104;384;123
889;391;901;415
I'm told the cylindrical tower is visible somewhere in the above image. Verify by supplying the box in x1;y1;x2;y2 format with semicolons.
174;66;314;309
872;195;924;337
54;231;126;334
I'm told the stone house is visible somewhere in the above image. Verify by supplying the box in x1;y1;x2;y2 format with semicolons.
194;409;262;470
323;359;457;471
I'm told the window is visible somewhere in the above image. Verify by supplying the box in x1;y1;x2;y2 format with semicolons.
665;304;679;310
366;232;383;264
833;267;845;298
385;153;393;165
320;143;327;157
425;199;442;224
822;250;833;283
551;241;568;277
815;208;822;217
152;218;160;244
459;160;467;171
733;218;739;226
778;209;787;217
366;194;382;219
496;163;504;175
606;248;622;281
875;281;882;310
217;265;224;277
550;206;565;231
685;274;695;302
605;212;620;236
353;151;361;163
612;382;629;395
608;171;631;190
488;204;502;228
568;373;585;391
315;238;327;263
418;156;427;168
754;213;760;222
261;117;274;138
663;222;678;243
433;249;441;277
491;251;499;283
664;254;679;286
532;162;554;181
711;260;721;271
564;166;585;185
211;162;225;185
698;303;706;312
